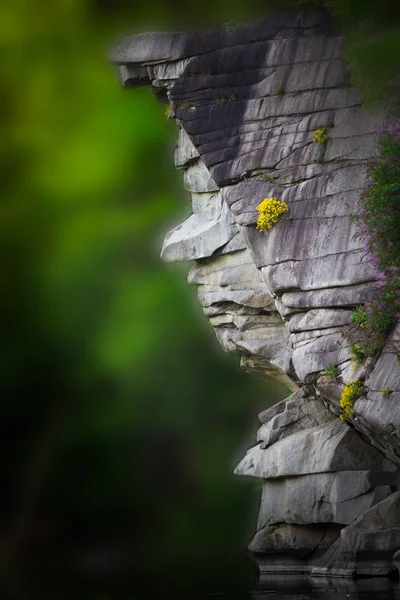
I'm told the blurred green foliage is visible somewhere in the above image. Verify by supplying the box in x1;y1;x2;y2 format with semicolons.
2;0;399;592
1;0;283;590
324;0;400;107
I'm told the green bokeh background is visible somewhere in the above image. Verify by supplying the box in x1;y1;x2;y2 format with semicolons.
2;0;399;593
1;0;285;591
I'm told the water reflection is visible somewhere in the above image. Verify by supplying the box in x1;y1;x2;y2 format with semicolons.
155;576;400;600
15;577;400;600
8;563;400;600
254;575;400;600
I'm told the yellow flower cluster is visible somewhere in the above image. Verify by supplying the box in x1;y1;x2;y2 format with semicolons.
339;380;364;420
313;126;329;144
256;197;289;232
351;342;365;365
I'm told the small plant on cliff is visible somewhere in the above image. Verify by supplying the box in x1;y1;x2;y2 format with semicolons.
324;364;337;377
350;341;366;365
313;126;329;144
262;173;274;183
380;386;392;398
340;380;364;420
256;198;289;232
164;104;175;119
271;86;285;96
315;155;326;165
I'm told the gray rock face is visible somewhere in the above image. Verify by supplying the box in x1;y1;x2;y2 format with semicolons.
111;7;331;64
261;251;375;294
183;160;219;193
115;4;400;578
257;474;392;527
292;332;352;382
242;391;399;573
256;392;334;447
167;138;294;383
356;326;400;431
160;196;238;261
312;492;400;577
235;419;390;480
249;523;341;558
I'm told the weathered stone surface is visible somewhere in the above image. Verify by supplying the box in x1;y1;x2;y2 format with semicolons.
188;249;264;287
312;492;400;577
337;358;371;385
234;420;390;479
223;165;367;216
149;59;191;83
261;250;375;294
365;351;400;393
214;231;247;254
178;36;343;85
196;111;337;158
257;396;333;447
341;327;400;467
249;523;341;558
118;64;150;87
273;299;304;318
203;303;266;317
281;282;377;309
332;106;387;139
292;332;352;382
356;392;400;436
112;6;332;65
325;133;377;161
174;127;199;167
197;287;275;310
258;387;309;423
240;356;299;393
287;309;352;333
241;217;362;268
189;112;341;165
160;201;237;261
393;548;400;573
290;327;343;348
352;392;400;468
210;313;282;329
183;160;219;193
214;325;292;373
202;133;313;170
180;89;360;149
223;175;365;227
257;473;393;527
191;192;221;214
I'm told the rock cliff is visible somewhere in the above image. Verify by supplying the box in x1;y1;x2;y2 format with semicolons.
113;5;400;577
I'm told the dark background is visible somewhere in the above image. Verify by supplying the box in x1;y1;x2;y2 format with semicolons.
1;0;400;596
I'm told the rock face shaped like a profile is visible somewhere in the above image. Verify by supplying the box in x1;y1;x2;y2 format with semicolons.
113;5;400;578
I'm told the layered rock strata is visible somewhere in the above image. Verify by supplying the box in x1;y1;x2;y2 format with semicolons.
236;389;399;574
113;5;400;577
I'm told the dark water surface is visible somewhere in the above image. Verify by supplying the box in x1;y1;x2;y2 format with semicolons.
12;576;400;600
253;576;400;600
13;564;400;600
153;577;400;600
